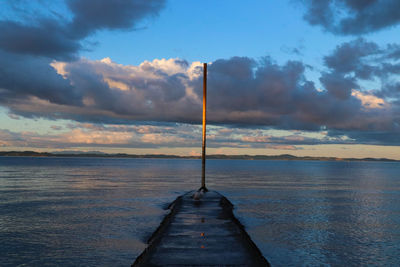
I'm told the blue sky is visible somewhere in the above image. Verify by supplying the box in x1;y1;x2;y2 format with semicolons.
83;1;312;63
0;0;399;159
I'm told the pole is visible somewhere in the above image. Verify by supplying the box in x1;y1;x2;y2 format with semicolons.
201;63;207;190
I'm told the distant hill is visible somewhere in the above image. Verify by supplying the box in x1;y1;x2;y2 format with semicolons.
0;151;398;162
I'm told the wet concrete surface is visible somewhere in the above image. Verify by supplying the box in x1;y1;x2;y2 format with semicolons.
133;190;269;267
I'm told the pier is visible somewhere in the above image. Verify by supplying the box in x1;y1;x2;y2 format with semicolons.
132;190;269;266
132;63;269;266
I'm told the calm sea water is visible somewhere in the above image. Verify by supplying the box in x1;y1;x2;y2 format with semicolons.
1;157;399;266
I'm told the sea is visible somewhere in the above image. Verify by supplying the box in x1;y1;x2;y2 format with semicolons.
1;157;399;266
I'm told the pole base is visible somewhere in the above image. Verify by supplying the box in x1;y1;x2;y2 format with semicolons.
198;186;208;192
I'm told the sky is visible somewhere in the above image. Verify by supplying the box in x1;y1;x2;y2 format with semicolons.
0;0;400;159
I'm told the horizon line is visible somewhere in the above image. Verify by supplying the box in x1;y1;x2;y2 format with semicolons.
0;150;398;162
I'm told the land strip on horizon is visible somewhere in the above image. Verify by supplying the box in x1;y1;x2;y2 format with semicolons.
0;151;398;162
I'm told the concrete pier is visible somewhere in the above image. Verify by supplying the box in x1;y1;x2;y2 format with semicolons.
133;190;269;266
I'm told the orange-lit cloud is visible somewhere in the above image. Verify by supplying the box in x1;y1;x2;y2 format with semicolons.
265;144;298;150
189;150;201;156
140;133;186;144
64;129;133;144
351;89;387;109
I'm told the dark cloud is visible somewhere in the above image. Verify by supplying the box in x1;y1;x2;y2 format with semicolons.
0;19;80;60
0;50;82;105
321;38;400;101
299;0;400;35
323;38;380;74
378;82;400;100
320;72;358;99
0;0;166;59
328;129;400;146
200;56;369;132
67;0;165;38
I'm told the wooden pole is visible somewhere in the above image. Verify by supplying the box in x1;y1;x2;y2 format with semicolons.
201;63;207;190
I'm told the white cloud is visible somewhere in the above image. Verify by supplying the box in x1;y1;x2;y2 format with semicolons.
50;61;68;79
103;78;130;91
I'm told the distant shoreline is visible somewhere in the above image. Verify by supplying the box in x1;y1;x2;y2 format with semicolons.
0;151;398;162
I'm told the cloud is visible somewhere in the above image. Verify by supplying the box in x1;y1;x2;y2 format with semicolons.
0;2;398;149
298;0;400;35
7;113;20;120
203;55;392;134
351;89;386;109
64;128;133;144
0;19;80;60
0;50;82;106
0;0;165;59
0;129;21;147
67;0;165;38
0;32;399;145
0;123;368;151
0;123;194;149
188;150;201;157
265;144;298;150
50;125;63;131
1;49;399;145
323;38;380;75
318;39;400;120
328;129;400;146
